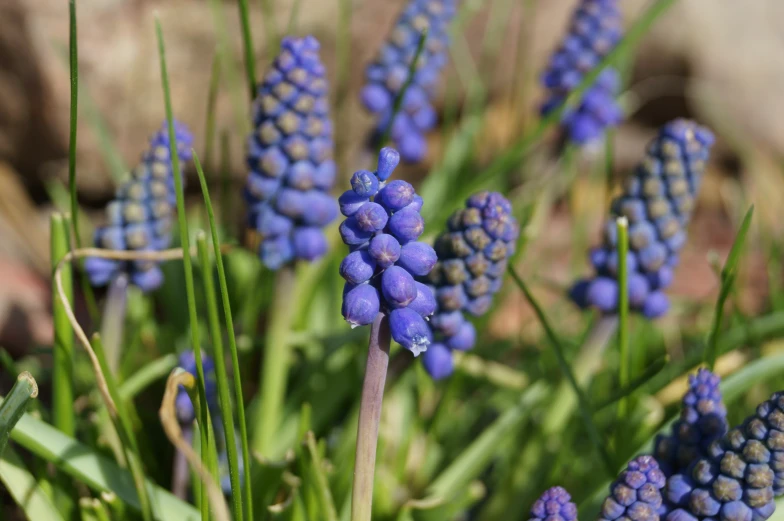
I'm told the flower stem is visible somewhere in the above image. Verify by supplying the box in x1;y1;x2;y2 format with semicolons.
254;266;297;458
351;313;390;521
101;274;128;374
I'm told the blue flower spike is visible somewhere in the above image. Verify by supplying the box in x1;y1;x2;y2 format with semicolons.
655;368;728;478
663;390;784;521
361;0;457;163
529;486;578;521
600;455;666;521
541;0;624;145
175;350;218;425
339;147;436;357
421;191;519;379
84;120;194;292
245;36;337;270
570;119;715;318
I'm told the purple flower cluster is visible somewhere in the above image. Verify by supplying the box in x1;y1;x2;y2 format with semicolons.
664;391;784;521
655;369;728;478
84;121;193;292
600;456;667;521
540;0;624;144
339;147;437;356
175;350;218;425
245;36;337;270
361;0;456;163
420;191;519;379
570;119;715;318
529;486;578;521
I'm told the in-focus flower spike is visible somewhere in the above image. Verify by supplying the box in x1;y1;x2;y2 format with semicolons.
663;390;784;521
599;456;666;521
245;36;337;270
174;350;218;425
84;120;194;292
654;368;728;478
361;0;457;163
420;191;519;379
528;486;578;521
540;0;624;144
339;147;436;356
570;119;715;318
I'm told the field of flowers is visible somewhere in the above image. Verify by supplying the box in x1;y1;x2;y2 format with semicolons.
1;1;783;521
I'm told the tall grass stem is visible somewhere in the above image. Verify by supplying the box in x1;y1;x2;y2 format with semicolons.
51;214;75;437
615;217;630;418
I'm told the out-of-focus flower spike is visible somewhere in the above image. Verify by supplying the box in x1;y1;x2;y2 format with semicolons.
84;120;194;292
540;0;624;145
245;36;337;270
421;191;519;379
599;456;666;521
361;0;457;163
654;368;728;478
175;350;218;425
528;486;578;521
570;119;714;318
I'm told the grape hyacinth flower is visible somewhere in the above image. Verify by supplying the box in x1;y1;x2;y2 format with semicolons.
344;148;437;521
664;391;784;521
654;368;728;478
599;456;666;521
421;191;519;379
84;121;193;292
529;486;578;521
174;350;218;425
339;147;436;356
361;0;457;163
245;36;337;270
570;119;715;318
540;0;624;144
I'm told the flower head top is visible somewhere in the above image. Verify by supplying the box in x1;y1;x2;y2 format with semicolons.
339;147;437;356
570;119;715;318
420;191;519;379
600;456;666;521
245;36;337;270
84;120;193;292
175;350;218;425
664;391;784;521
540;0;623;144
361;0;457;163
529;486;578;521
655;369;728;478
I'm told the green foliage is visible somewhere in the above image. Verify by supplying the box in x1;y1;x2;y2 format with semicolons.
6;1;784;521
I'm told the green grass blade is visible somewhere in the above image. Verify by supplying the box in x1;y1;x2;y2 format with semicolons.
196;233;244;521
705;205;754;369
285;0;303;35
91;333;154;521
118;354;178;400
203;53;222;173
220;131;232;233
508;266;615;475
193;152;254;519
51;214;75;437
0;372;38;454
68;0;82;249
6;409;199;520
377;29;429;151
237;0;257;98
616;216;630;417
0;447;64;521
427;382;548;500
155;18;217;518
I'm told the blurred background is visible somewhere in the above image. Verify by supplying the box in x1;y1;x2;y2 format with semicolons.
0;0;782;373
